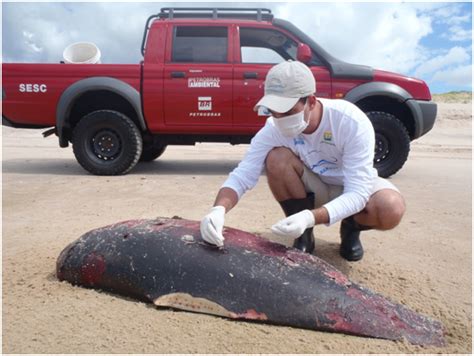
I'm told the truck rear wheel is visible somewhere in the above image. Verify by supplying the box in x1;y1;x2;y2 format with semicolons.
72;110;143;175
140;143;167;162
366;111;410;178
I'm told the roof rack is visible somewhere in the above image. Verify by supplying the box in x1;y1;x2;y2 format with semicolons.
159;8;273;21
141;8;273;56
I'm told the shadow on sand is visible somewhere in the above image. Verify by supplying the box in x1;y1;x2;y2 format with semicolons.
2;158;241;176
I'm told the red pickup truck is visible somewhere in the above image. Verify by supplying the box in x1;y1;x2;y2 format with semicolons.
2;7;437;177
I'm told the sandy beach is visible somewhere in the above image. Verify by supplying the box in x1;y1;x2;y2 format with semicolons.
2;100;472;353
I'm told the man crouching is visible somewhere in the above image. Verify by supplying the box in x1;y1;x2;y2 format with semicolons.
200;60;405;261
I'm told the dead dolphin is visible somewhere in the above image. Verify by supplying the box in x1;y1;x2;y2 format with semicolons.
56;218;445;346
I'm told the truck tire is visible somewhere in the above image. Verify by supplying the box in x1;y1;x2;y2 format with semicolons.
140;143;167;162
72;110;143;175
366;111;410;178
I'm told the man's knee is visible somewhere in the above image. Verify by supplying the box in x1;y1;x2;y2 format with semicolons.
265;147;296;174
375;190;405;230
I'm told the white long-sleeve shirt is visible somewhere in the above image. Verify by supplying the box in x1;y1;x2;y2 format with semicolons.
222;98;378;225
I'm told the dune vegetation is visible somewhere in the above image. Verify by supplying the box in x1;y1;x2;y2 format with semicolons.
432;91;472;104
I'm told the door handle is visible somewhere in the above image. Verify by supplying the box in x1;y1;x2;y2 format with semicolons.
243;72;258;79
171;71;186;78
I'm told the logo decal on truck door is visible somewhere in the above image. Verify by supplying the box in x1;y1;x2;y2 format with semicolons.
188;77;220;88
198;97;212;111
189;97;222;117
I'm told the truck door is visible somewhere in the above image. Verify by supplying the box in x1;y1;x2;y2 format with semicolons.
233;25;332;129
163;25;233;128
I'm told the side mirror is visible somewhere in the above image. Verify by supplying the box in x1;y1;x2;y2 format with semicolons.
297;43;312;64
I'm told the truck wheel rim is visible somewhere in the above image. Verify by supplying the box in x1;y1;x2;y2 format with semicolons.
374;133;390;163
90;129;121;161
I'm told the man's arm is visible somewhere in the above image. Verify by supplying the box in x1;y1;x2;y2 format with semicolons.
312;207;329;225
214;187;239;213
201;123;281;246
199;187;238;247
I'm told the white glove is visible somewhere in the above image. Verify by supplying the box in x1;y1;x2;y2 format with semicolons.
200;206;226;247
271;210;315;239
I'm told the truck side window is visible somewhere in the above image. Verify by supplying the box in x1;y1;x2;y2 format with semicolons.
240;28;297;64
240;27;323;66
172;26;228;63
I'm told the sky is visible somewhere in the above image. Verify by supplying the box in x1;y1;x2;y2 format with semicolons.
1;1;472;94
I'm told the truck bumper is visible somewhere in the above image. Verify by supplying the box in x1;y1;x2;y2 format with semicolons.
406;99;437;139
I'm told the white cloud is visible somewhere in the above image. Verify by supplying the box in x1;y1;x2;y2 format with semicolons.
3;1;438;72
2;2;471;91
445;13;471;26
431;64;472;87
428;3;471;25
429;4;463;21
445;25;472;42
415;46;470;77
274;2;433;75
425;3;472;43
2;2;156;63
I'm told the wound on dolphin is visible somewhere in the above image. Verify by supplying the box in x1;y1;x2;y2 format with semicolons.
56;218;445;346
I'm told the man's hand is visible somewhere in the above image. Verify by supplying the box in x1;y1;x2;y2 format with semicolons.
271;210;315;239
200;206;226;247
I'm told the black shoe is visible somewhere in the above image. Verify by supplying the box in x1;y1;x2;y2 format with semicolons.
278;193;315;254
339;216;371;261
293;229;315;253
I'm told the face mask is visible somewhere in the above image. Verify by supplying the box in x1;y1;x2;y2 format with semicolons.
273;104;309;137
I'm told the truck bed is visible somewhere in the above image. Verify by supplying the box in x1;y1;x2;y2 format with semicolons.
2;63;142;128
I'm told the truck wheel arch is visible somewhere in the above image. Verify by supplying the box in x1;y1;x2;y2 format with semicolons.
56;77;146;147
345;81;421;139
344;81;413;103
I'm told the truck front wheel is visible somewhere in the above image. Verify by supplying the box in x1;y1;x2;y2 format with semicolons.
72;110;143;175
366;111;410;178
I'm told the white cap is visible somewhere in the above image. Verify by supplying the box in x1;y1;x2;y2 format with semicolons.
254;60;316;113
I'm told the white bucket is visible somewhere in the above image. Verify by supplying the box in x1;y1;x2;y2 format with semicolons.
63;42;101;64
